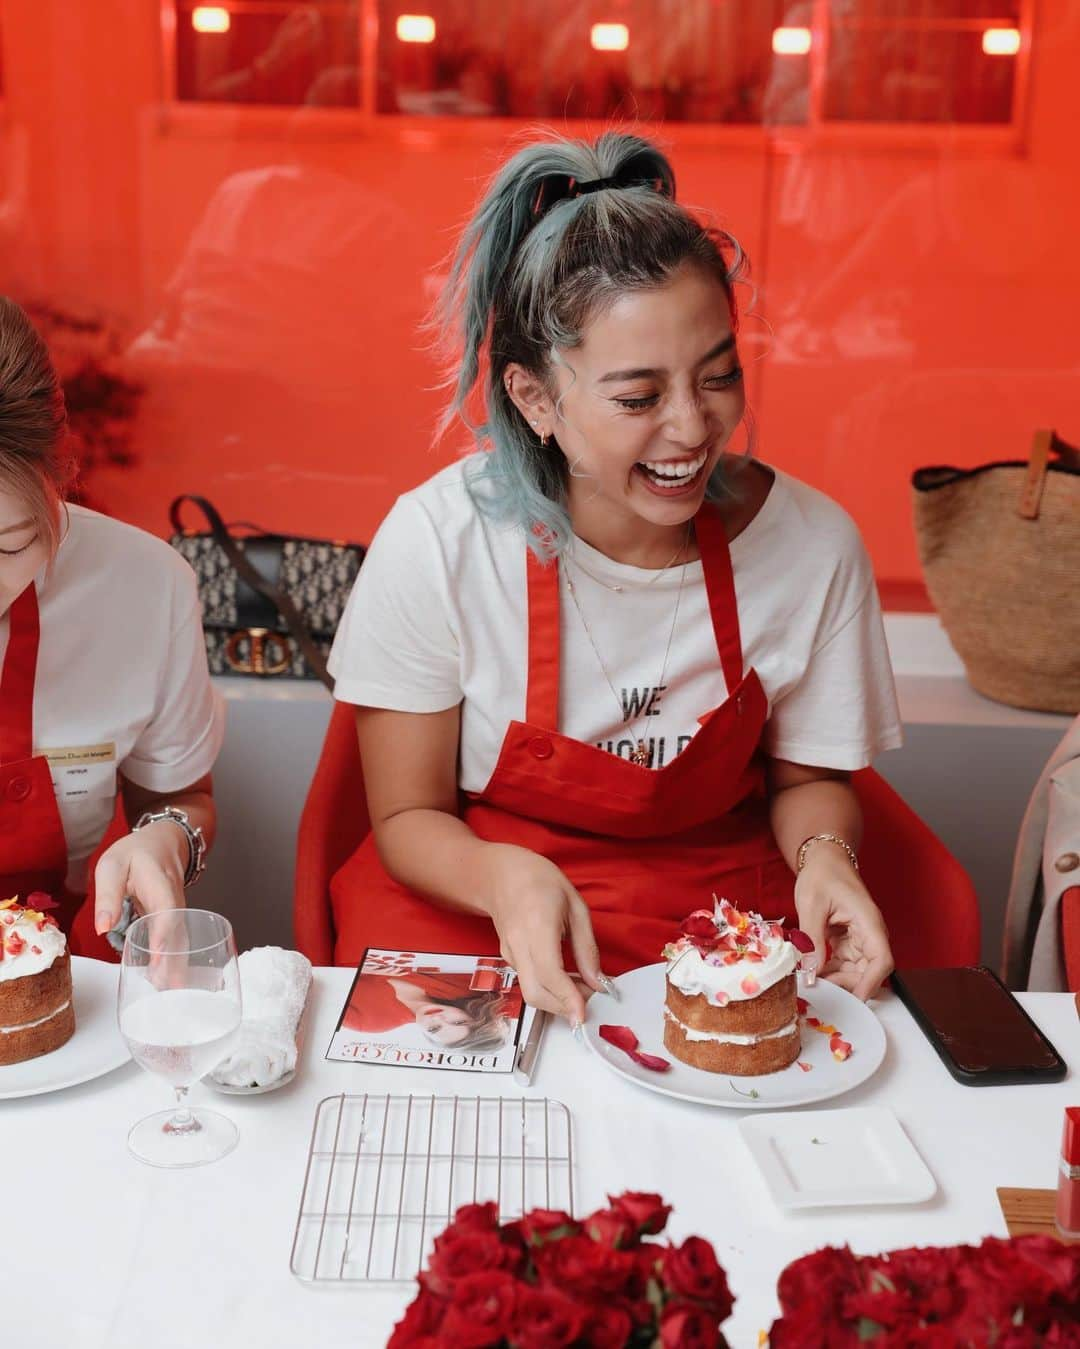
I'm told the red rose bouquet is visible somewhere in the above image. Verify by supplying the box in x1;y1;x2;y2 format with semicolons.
389;1191;734;1348
768;1235;1080;1347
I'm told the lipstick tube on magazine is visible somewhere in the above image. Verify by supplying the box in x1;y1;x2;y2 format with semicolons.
470;957;508;993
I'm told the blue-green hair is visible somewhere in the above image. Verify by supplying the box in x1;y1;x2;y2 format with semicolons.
434;130;750;559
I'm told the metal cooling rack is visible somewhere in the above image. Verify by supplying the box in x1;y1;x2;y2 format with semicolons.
290;1093;574;1285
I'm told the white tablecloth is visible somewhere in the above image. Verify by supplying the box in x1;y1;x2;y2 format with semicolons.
7;969;1078;1349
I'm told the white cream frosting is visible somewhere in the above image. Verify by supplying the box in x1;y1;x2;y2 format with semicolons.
664;1008;799;1045
664;899;798;1004
1;999;71;1033
0;903;68;982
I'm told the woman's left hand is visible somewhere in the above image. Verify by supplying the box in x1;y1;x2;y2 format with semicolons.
93;821;188;936
794;848;894;1001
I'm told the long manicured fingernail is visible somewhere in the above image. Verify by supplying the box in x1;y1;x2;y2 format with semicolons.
597;974;620;1001
569;1019;584;1041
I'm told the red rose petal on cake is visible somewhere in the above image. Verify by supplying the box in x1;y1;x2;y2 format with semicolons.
25;891;58;912
787;928;816;954
599;1024;640;1054
806;1016;821;1028
796;997;809;1015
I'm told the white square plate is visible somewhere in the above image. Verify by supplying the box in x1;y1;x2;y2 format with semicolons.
738;1106;937;1210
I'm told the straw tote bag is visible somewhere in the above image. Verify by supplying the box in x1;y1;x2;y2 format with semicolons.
912;429;1080;715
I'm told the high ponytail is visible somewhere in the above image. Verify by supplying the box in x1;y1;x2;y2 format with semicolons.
434;131;748;558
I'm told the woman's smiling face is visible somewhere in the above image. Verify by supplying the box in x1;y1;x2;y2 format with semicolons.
0;485;46;618
544;262;745;542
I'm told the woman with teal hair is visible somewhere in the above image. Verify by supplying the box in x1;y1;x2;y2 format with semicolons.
328;130;902;1025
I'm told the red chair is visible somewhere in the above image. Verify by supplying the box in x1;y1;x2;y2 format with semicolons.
295;701;981;969
1063;888;1080;992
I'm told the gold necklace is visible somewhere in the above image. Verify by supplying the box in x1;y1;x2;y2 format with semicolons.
563;522;691;768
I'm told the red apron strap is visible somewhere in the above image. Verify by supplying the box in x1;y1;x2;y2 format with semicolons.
0;584;38;763
525;507;745;727
694;503;745;692
524;546;561;730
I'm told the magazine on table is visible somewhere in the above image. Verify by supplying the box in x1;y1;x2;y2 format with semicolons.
326;948;544;1077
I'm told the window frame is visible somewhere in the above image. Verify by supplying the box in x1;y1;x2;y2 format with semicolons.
158;0;1035;155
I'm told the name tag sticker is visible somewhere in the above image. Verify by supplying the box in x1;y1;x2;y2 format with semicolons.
37;743;118;803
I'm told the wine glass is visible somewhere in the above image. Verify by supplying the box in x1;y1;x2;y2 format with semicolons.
118;908;242;1168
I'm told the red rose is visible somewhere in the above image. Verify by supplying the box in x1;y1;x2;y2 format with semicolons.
999;1234;1080;1306
609;1191;672;1237
777;1245;861;1313
532;1233;641;1298
449;1202;501;1233
576;1302;635;1348
509;1286;585;1348
422;1229;523;1297
582;1207;634;1249
680;913;720;951
771;1245;864;1346
511;1207;580;1247
659;1301;723;1349
437;1271;518;1349
388;1289;443;1348
1043;1324;1080;1347
660;1237;733;1318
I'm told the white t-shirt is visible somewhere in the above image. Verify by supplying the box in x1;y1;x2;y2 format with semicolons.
329;457;902;789
0;506;226;893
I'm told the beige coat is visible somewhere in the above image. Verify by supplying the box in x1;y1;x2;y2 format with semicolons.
1002;715;1080;990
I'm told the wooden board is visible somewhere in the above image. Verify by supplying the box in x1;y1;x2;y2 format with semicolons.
997;1187;1080;1243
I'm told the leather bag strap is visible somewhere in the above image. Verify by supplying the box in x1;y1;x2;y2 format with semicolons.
169;494;334;692
1018;429;1080;520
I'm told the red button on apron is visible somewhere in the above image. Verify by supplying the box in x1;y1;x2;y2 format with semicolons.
6;776;31;802
528;736;553;759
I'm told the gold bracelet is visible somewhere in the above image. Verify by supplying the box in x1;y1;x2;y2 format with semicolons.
796;833;859;874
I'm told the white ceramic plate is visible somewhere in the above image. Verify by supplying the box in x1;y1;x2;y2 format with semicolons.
583;964;885;1110
0;956;130;1100
738;1106;937;1209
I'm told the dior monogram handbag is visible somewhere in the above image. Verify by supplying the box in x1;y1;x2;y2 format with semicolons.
169;495;365;692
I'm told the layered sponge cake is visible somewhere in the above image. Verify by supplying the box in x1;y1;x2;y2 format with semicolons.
0;898;75;1067
662;900;800;1076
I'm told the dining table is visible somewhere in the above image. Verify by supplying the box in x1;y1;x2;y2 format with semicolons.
5;963;1078;1349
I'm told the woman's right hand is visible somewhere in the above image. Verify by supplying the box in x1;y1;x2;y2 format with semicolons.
479;843;604;1025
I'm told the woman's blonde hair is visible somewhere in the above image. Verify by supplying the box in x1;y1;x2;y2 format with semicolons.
0;297;71;556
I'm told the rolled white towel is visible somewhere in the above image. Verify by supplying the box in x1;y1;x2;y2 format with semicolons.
209;946;313;1089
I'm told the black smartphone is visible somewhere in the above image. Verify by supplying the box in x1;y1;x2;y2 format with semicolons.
890;965;1068;1086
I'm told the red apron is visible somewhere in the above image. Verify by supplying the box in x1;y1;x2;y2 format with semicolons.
0;583;114;957
331;503;795;973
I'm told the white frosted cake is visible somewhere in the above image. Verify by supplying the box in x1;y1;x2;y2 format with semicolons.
662;899;800;1075
0;898;74;1066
